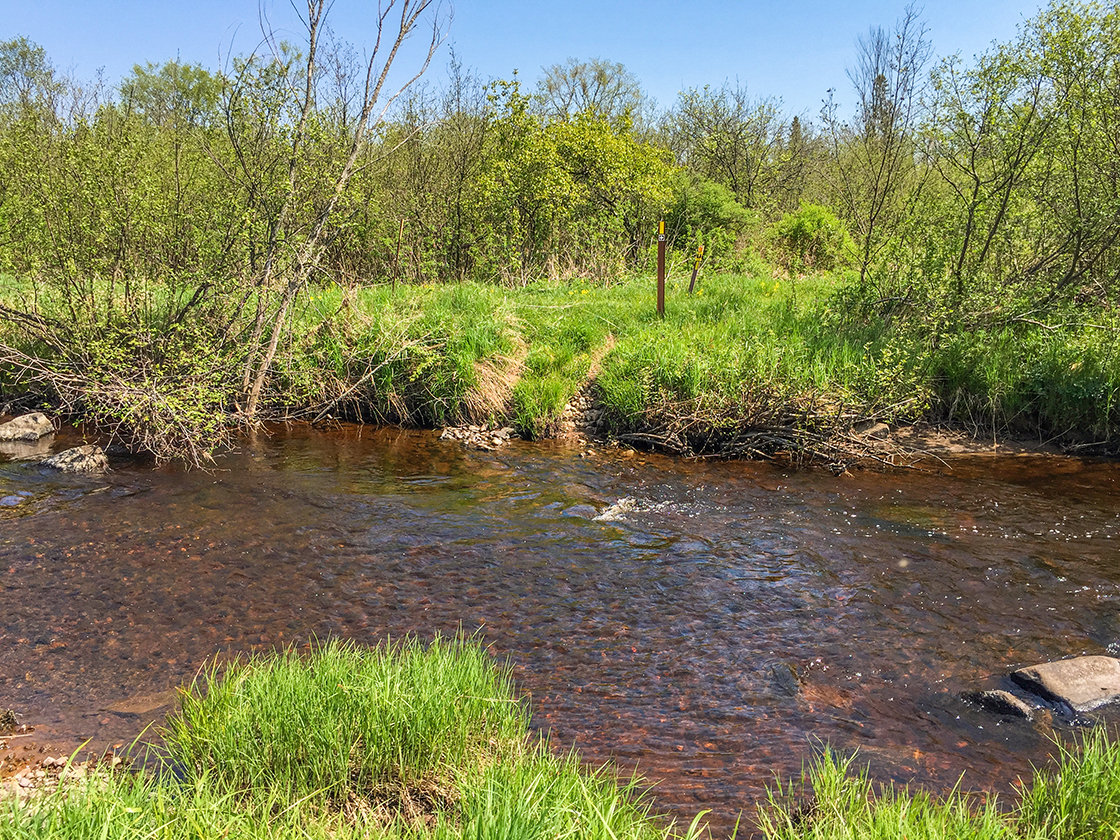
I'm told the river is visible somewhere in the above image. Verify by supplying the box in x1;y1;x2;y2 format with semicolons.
2;423;1119;834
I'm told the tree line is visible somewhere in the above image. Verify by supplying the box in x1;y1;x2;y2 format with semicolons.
2;1;1116;304
0;0;1116;461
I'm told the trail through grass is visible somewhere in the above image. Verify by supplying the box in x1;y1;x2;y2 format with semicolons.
3;269;1118;463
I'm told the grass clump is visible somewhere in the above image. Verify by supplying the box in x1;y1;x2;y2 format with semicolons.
758;729;1120;840
757;747;1020;840
1017;726;1120;840
168;636;529;810
4;636;704;840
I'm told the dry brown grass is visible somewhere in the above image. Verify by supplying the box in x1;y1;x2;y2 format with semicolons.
463;340;527;425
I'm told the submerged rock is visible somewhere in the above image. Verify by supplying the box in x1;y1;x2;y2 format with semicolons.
0;437;55;460
0;492;32;508
1011;655;1120;712
961;689;1034;719
106;689;179;717
40;445;109;474
0;413;54;442
439;425;518;451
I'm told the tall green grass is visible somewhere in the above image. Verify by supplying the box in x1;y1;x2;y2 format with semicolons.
1018;726;1120;840
757;747;1022;840
7;640;1120;840
4;637;706;840
757;729;1120;840
168;636;529;806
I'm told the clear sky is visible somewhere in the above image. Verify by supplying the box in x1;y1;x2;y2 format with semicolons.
5;0;1035;119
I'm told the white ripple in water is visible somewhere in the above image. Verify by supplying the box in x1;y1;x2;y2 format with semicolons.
594;496;639;521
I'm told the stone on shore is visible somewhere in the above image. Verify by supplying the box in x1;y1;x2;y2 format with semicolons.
40;445;108;474
0;413;54;442
856;420;891;440
1011;655;1120;711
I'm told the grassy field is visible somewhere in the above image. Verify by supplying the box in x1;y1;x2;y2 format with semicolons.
279;270;1120;457
5;637;1120;839
2;269;1119;464
278;271;927;452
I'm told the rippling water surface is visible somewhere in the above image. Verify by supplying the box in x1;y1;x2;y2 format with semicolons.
2;425;1119;834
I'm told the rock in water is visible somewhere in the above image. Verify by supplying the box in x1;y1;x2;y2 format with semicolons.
107;689;179;717
0;413;54;441
961;689;1034;719
439;425;518;451
1011;655;1120;712
40;445;109;474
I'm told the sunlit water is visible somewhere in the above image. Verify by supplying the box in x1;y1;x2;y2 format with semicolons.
2;424;1119;834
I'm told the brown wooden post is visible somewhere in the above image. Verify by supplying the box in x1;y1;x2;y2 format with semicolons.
657;220;666;317
688;244;705;294
393;217;405;292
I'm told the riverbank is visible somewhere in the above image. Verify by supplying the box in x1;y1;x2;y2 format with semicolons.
2;638;708;840
5;639;1120;840
2;271;1118;469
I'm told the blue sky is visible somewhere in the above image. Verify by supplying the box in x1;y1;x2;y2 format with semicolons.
6;1;1034;118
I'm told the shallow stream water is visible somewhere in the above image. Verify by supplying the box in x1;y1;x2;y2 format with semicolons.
2;424;1119;834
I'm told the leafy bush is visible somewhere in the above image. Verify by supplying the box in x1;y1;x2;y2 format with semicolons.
664;174;754;265
771;203;853;273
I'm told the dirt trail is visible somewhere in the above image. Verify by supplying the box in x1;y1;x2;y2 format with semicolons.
557;334;617;444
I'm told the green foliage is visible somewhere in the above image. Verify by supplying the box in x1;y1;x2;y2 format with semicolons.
919;0;1120;304
466;79;674;282
1018;727;1120;840
533;57;651;130
73;320;237;463
919;317;1120;441
668;83;786;211
0;36;62;113
168;636;528;803
119;60;222;127
759;730;1120;840
771;203;853;272
664;174;753;265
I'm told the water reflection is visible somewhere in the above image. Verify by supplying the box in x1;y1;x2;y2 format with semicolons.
1;424;1119;834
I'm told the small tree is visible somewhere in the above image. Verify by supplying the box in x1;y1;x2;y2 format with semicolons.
821;4;932;289
0;36;63;116
533;57;650;129
668;82;785;212
226;0;445;418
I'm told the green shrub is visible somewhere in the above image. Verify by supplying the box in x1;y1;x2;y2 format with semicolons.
665;173;754;265
771;203;853;273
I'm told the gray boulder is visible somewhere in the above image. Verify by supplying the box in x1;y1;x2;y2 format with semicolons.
1011;655;1120;712
0;413;54;442
40;445;108;474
